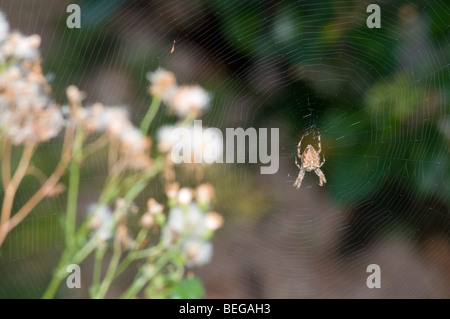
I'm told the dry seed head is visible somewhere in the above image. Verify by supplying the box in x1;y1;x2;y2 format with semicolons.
165;182;180;199
195;183;215;205
147;198;164;215
66;85;85;106
0;11;10;43
205;211;224;231
147;68;176;99
156;125;176;153
115;224;134;249
140;212;154;229
2;32;41;60
177;187;193;206
0;61;63;145
169;85;210;118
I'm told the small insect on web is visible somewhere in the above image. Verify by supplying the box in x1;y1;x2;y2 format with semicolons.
293;129;327;189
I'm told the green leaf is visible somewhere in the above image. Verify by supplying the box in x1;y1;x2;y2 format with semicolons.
170;277;205;299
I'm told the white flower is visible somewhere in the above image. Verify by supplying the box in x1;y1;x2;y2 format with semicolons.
205;211;223;231
156;124;223;164
184;204;204;233
104;108;130;137
118;126;151;169
166;206;185;235
147;68;176;101
169;85;210;117
195;183;215;205
2;32;41;60
177;187;193;206
0;63;63;145
156;125;177;153
78;104;130;134
140;212;154;229
161;201;222;268
34;105;64;142
120;126;147;152
147;198;164;215
184;240;213;267
89;205;114;242
74;104;151;169
66;85;85;106
165;182;180;199
191;125;223;164
164;203;206;243
0;11;9;43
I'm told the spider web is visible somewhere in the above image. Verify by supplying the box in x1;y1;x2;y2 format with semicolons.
0;0;449;298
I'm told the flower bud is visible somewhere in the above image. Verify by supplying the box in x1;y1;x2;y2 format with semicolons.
165;182;179;199
66;85;85;106
147;198;164;215
177;187;193;206
140;212;154;229
195;183;215;206
205;211;223;231
147;68;176;100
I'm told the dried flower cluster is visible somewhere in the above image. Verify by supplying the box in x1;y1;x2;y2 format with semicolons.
0;10;223;299
0;12;62;145
162;183;223;267
157;124;223;164
70;96;152;170
147;68;210;118
146;68;219;182
89;204;114;243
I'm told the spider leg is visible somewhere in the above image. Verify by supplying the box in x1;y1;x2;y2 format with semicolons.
317;130;321;154
293;169;305;189
314;168;327;186
319;152;326;167
295;156;302;170
297;134;306;158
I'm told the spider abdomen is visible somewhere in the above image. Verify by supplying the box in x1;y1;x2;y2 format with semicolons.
301;145;321;171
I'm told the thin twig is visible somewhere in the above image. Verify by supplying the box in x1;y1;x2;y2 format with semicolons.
1;140;12;187
66;127;85;246
0;143;36;246
2;125;75;240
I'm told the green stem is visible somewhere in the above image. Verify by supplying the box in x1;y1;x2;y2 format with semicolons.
66;128;84;247
131;243;164;260
180;114;195;127
121;248;174;299
0;58;19;73
42;238;97;299
114;242;164;280
97;172;124;204
90;247;107;297
91;158;165;296
94;244;122;299
72;239;98;263
44;156;164;299
113;254;133;280
140;97;161;135
113;228;149;277
121;274;149;299
42;250;71;299
134;228;149;249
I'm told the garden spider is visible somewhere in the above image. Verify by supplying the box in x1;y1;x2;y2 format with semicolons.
293;130;327;189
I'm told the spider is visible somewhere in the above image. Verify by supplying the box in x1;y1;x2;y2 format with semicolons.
293;130;327;189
